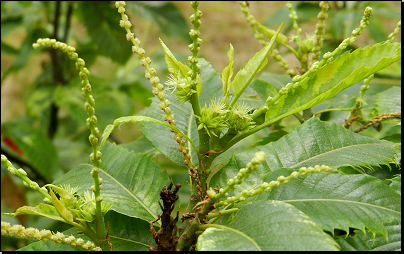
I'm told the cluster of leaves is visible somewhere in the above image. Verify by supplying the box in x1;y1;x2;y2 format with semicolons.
1;1;401;251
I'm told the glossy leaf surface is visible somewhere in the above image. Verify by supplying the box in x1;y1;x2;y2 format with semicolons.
196;200;339;251
53;142;171;224
6;203;64;223
374;86;401;114
259;170;401;238
210;118;398;195
265;42;401;122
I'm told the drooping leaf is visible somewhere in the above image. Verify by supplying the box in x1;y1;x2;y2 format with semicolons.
258;170;401;238
230;23;283;107
196;200;339;251
19;211;154;251
53;85;88;124
1;121;59;182
265;42;401;122
56;75;130;130
5;203;64;223
53;142;171;225
25;87;53;119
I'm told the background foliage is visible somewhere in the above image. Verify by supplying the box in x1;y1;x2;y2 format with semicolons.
1;1;401;251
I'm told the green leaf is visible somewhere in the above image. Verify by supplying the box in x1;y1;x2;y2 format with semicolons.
230;23;283;107
369;220;401;251
120;136;158;155
53;142;171;225
374;86;401;114
198;58;224;107
100;115;197;153
258;72;292;90
5;203;64;223
210;118;398;195
334;229;372;251
259;170;401;238
19;211;154;251
196;200;339;251
141;93;199;168
258;118;398;171
335;219;401;251
250;79;279;101
159;38;202;95
76;2;131;64
159;38;190;76
388;175;401;196
1;121;59;182
48;188;74;223
265;42;401;122
221;44;234;97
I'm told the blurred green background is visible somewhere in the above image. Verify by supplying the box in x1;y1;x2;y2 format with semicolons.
1;1;401;250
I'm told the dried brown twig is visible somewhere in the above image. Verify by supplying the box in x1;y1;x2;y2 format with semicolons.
355;112;401;133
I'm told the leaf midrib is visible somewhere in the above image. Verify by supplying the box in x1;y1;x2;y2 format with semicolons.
96;165;161;225
291;143;392;169
109;235;149;248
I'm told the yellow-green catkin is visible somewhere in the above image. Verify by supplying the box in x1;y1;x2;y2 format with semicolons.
1;154;51;200
386;20;401;43
286;1;302;46
312;1;329;62
321;6;373;64
238;1;295;76
213;165;332;208
1;221;101;251
208;151;266;203
32;38;106;239
188;1;202;86
115;1;196;177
